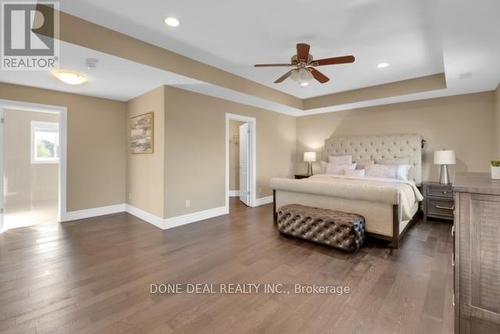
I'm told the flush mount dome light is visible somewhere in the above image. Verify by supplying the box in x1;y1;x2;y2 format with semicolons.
377;62;389;69
164;17;180;27
52;70;88;85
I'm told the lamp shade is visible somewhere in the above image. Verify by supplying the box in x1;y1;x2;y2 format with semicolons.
304;152;317;162
434;150;456;165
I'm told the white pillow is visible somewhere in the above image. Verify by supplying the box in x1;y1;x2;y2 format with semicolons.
326;163;356;175
366;164;412;181
366;164;399;179
328;155;352;165
395;164;412;181
355;160;374;170
344;169;366;177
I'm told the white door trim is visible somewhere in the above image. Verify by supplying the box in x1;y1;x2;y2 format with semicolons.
0;99;68;230
225;113;256;208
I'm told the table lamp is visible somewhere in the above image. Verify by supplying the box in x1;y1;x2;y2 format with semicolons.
304;152;316;176
434;150;456;185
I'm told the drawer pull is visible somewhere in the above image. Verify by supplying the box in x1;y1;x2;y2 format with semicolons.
442;191;449;194
452;253;455;266
451;225;455;237
434;204;455;211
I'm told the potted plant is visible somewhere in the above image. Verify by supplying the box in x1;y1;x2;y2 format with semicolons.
491;161;500;179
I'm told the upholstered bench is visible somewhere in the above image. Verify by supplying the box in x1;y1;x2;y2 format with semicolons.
276;204;366;252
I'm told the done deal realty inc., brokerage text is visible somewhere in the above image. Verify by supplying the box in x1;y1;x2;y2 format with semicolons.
150;283;351;295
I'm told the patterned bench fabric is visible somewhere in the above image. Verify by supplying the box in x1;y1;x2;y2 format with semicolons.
277;204;366;252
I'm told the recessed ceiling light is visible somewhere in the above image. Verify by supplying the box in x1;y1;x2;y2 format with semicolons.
52;70;88;85
164;17;180;27
377;62;389;69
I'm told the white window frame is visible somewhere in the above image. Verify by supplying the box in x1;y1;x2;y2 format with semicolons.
31;121;60;164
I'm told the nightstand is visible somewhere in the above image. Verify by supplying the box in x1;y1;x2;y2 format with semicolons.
423;182;454;222
294;174;310;179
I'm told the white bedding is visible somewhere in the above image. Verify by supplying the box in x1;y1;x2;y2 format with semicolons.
270;174;423;221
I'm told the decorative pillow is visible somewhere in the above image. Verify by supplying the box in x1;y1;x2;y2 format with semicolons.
344;169;366;177
325;163;356;175
355;160;374;170
328;155;352;165
366;164;399;179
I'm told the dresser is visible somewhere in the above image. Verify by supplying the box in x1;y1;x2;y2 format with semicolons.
453;173;500;333
423;182;454;221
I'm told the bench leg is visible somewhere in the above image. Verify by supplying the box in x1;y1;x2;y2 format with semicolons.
273;190;277;224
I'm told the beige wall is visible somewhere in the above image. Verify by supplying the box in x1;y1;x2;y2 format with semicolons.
127;87;166;217
297;92;496;182
4;109;59;210
0;83;127;211
164;86;296;218
495;83;500;157
304;74;447;109
4;82;495;220
229;120;244;191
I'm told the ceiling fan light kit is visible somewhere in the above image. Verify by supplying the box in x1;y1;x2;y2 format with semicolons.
254;43;355;86
291;68;313;86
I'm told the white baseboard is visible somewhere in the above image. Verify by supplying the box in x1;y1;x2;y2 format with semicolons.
67;203;229;230
163;206;229;229
127;204;228;230
63;203;127;222
229;190;240;197
125;204;165;229
253;196;273;207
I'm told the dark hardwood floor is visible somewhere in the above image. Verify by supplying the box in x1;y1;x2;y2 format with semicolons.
0;198;453;334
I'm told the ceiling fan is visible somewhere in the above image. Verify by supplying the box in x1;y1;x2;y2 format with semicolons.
254;43;355;86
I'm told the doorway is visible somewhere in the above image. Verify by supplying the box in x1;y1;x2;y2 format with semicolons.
225;113;256;210
0;100;67;232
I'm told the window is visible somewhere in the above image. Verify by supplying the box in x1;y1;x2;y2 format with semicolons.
31;121;59;164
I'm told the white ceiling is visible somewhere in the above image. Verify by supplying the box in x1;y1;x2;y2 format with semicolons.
61;0;447;99
1;0;498;116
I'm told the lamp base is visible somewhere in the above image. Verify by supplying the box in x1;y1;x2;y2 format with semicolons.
439;165;450;185
307;162;313;176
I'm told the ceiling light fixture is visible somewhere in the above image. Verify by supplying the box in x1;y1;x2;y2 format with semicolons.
377;62;389;69
52;70;88;85
291;68;313;87
164;17;180;27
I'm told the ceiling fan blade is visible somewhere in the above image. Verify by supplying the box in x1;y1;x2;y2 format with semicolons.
296;43;310;62
313;55;355;66
274;70;294;83
254;63;293;67
310;68;330;83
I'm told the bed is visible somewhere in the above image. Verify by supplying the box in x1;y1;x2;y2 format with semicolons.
271;134;424;248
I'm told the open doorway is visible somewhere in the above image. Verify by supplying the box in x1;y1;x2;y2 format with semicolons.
0;100;67;232
225;114;256;210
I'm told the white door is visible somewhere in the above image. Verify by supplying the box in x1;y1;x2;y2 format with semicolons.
239;123;250;206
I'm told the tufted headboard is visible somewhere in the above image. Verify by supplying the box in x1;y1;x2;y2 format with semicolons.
323;134;423;185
